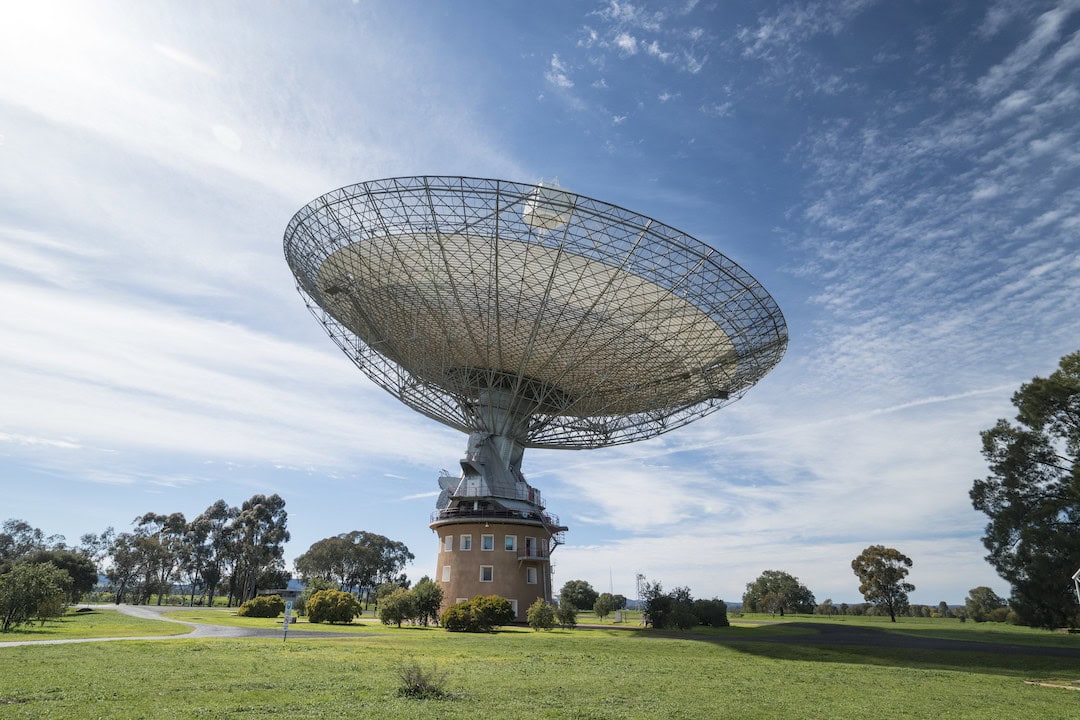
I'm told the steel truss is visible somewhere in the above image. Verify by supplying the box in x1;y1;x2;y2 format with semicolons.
284;176;787;449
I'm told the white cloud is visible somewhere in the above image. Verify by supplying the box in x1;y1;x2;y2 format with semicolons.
545;53;575;88
975;2;1079;97
644;39;673;62
595;1;665;32
614;32;639;55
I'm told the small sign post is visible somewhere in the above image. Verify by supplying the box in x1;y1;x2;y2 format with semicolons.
283;600;293;642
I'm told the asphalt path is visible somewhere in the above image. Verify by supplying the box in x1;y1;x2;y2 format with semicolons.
0;604;362;647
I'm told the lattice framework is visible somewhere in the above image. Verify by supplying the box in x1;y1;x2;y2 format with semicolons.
284;176;787;449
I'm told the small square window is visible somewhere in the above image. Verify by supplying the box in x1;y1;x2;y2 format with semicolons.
443;535;453;552
480;565;493;582
504;535;517;552
456;598;468;605
526;567;537;584
460;534;472;551
481;534;494;551
441;565;451;582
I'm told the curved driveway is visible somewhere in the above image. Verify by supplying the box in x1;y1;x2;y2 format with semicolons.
0;604;360;647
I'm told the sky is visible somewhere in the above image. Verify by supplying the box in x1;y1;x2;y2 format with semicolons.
1;0;1078;606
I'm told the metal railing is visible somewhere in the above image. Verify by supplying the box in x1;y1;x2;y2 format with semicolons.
430;506;561;529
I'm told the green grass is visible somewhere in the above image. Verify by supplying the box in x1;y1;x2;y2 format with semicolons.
1;618;1079;718
0;607;189;642
164;608;395;634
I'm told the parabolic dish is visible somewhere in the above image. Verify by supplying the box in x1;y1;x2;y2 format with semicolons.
284;176;786;449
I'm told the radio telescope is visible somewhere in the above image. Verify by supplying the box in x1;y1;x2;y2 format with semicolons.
284;176;787;617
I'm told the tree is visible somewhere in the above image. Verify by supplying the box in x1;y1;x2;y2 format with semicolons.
0;562;70;631
228;494;290;605
133;512;187;604
815;598;838;616
556;602;577;629
668;586;697;630
693;598;729;627
851;545;915;622
379;587;418;628
0;519;63;565
294;531;412;607
23;549;97;602
612;593;628;610
642;581;672;628
742;570;816;615
558;579;598;611
936;601;950;618
970;350;1080;629
105;532;143;604
411;576;443;626
527;598;555;631
965;586;1008;623
593;592;615;621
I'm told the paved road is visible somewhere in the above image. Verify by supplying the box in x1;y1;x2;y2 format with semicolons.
0;605;361;647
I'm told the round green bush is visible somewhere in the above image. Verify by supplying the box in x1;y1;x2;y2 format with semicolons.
527;598;555;631
440;601;473;632
236;594;284;618
306;589;361;624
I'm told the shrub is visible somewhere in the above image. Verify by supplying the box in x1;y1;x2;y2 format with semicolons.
307;589;361;624
527;598;555;631
441;595;514;632
693;598;729;627
237;594;284;618
471;595;515;630
440;601;472;632
396;658;450;699
379;587;417;628
296;577;335;617
556;602;577;629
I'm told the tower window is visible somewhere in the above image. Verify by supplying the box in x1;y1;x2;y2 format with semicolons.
527;567;537;584
443;535;453;552
481;534;494;551
504;535;517;552
441;565;451;582
460;534;472;551
480;565;493;582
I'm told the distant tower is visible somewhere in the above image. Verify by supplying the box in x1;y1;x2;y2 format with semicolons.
284;176;786;619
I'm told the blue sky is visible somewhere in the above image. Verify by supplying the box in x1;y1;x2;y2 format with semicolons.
2;0;1078;606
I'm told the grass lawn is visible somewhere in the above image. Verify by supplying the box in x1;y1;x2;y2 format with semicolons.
0;607;190;642
1;617;1079;718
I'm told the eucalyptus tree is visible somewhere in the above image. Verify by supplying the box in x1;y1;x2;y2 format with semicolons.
228;494;289;604
970;350;1080;629
134;512;187;604
742;570;816;615
851;545;915;622
294;530;412;606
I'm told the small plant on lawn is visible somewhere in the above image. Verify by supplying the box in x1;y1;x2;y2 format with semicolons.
395;657;451;699
527;598;555;631
236;594;284;618
307;589;361;624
